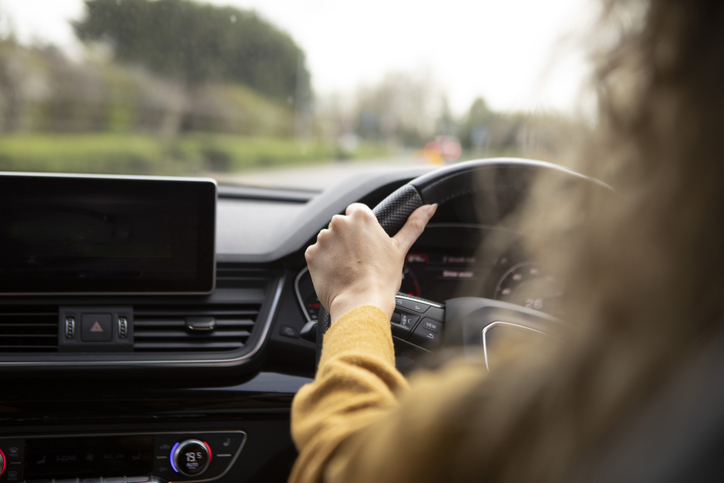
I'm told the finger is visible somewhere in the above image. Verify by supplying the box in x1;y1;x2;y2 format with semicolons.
328;214;345;230
316;228;330;242
345;202;371;216
304;244;316;263
392;204;437;253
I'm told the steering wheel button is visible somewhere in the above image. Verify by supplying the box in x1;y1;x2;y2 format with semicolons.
421;319;441;333
411;325;441;346
398;313;419;328
396;298;430;314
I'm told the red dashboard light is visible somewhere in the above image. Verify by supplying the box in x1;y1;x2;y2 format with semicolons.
204;441;212;463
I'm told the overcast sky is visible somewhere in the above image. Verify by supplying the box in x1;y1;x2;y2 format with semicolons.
0;0;597;115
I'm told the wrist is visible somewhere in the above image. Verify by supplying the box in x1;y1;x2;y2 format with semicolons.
329;288;394;325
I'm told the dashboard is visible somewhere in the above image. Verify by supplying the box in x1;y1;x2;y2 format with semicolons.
0;161;593;483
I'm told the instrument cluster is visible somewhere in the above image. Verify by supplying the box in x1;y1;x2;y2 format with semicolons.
295;225;564;322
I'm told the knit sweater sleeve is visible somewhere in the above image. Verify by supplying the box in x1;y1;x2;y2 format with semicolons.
290;305;485;483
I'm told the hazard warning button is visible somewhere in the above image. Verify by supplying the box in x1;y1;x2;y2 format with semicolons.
81;313;113;342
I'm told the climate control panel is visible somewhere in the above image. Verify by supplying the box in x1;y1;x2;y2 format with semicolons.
0;431;246;483
170;440;211;477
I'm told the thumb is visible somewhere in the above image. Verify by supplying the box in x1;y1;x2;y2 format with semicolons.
393;204;438;253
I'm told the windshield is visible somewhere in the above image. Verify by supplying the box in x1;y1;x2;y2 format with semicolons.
0;0;594;190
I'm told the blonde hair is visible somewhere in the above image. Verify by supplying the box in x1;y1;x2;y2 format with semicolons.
443;1;724;481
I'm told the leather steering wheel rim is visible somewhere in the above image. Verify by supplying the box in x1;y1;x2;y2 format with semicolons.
314;157;608;366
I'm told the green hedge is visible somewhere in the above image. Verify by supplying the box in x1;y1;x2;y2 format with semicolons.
0;133;388;176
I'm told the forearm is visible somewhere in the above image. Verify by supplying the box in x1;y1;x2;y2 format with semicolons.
290;305;408;483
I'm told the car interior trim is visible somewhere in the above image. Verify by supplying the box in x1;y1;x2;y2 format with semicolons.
294;268;314;324
394;293;445;309
0;274;286;368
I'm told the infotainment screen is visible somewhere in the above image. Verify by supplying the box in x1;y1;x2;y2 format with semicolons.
0;173;216;294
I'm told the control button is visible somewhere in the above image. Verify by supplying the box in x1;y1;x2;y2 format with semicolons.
420;318;442;333
126;477;150;483
118;317;128;338
397;313;419;329
81;313;112;342
3;443;22;469
279;325;299;339
80;478;101;483
395;298;430;314
172;439;211;477
54;479;79;483
64;317;76;339
391;312;420;338
157;443;172;453
426;306;445;323
203;433;245;461
410;324;442;346
6;470;19;482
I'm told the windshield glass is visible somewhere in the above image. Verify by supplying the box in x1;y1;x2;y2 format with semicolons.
0;0;594;190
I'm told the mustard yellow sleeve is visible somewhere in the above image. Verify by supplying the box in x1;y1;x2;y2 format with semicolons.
289;305;486;483
289;305;408;483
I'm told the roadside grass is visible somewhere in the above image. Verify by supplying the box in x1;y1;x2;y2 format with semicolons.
0;133;389;176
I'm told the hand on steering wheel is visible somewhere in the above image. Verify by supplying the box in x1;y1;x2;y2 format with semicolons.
305;202;437;325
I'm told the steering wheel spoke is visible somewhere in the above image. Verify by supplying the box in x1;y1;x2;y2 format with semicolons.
445;298;568;370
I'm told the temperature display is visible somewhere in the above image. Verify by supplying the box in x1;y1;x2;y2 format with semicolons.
171;440;211;476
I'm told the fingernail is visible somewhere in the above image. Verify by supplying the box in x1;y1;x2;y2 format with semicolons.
427;203;438;217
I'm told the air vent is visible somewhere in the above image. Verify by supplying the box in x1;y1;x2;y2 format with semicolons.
0;306;58;353
133;304;260;353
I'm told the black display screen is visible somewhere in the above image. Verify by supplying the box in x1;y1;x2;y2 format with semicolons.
0;174;216;294
25;435;154;479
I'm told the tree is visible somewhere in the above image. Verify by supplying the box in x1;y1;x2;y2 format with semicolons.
458;97;494;149
72;0;311;105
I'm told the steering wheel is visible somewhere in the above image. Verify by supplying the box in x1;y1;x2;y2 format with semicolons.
304;158;610;369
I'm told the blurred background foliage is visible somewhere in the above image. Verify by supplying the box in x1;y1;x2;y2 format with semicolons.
0;0;587;179
73;0;311;103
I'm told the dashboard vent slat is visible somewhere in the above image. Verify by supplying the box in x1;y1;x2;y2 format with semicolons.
132;330;251;339
134;341;244;351
133;304;260;353
0;306;59;353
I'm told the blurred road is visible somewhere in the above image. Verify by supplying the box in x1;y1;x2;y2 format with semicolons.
214;157;423;190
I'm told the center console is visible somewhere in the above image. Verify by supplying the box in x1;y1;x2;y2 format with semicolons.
0;431;245;483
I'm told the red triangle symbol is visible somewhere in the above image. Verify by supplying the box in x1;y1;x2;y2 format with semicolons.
90;321;104;333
